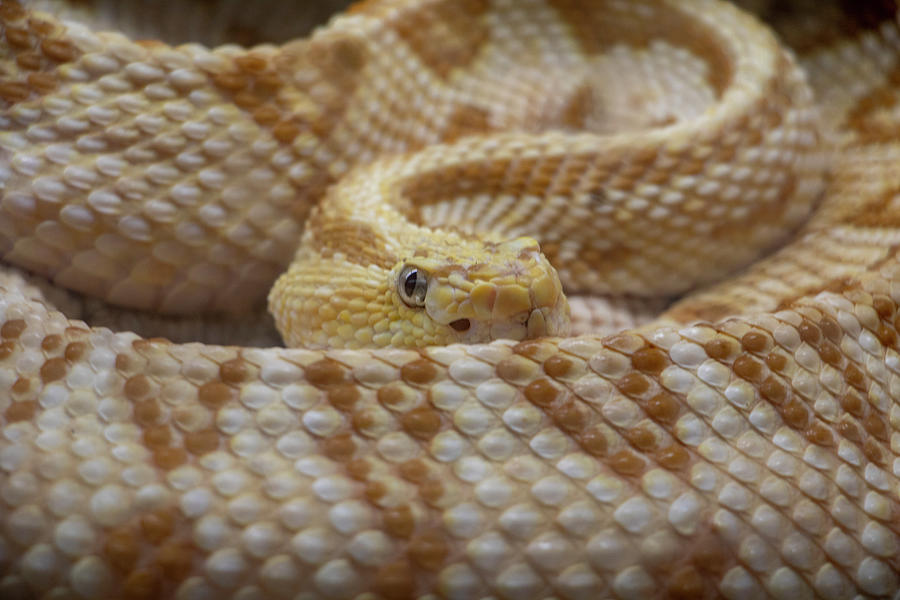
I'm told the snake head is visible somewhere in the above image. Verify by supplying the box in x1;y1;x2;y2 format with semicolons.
391;236;570;345
269;233;569;348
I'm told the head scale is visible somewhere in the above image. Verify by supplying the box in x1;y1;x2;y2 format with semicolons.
394;236;570;344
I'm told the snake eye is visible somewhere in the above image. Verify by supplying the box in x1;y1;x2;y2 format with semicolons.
398;265;428;307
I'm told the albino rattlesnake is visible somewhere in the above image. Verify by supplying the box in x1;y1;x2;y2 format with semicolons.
2;0;900;598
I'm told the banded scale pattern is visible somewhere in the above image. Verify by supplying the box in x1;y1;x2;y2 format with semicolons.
2;0;900;599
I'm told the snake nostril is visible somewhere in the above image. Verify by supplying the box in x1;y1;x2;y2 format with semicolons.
449;319;471;332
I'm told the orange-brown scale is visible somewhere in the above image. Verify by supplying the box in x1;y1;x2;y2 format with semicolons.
665;565;706;600
574;426;608;457
795;302;897;465
0;0;24;22
636;316;855;489
183;429;220;456
704;335;741;361
551;399;591;434
860;293;900;349
864;438;888;466
542;353;574;378
621;389;698;478
837;418;865;444
623;424;659;452
771;309;888;456
528;336;703;480
732;354;767;384
373;561;417;600
39;355;67;382
328;382;361;411
210;50;291;128
0;339;15;360
780;396;812;429
547;0;734;94
389;0;489;79
99;507;199;600
284;33;371;187
615;371;653;398
496;354;541;386
845;356;870;388
605;333;646;355
0;1;81;106
126;343;219;471
351;407;384;438
843;64;900;146
303;213;398;268
872;294;896;319
607;448;647;476
300;359;370;465
209;35;367;211
407;529;449;570
1;321;207;598
513;339;560;362
1;317;26;338
798;318;822;345
59;330;87;352
524;332;700;477
875;321;897;347
840;391;866;418
197;380;236;409
1;321;44;419
557;83;596;130
759;375;788;405
219;356;255;384
443;103;493;142
304;357;349;386
377;383;422;412
400;358;441;385
3;398;36;422
400;405;442;440
818;339;844;367
113;353;140;376
656;443;692;471
642;391;683;425
400;154;538;212
10;375;29;396
301;354;462;591
674;531;736;597
741;330;773;353
321;432;358;461
40;333;61;352
133;345;448;595
523;377;563;408
805;421;836;447
631;346;670;375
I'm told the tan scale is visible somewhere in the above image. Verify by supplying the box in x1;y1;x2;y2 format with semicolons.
3;0;900;599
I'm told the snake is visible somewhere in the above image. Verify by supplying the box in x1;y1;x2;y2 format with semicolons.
1;0;900;598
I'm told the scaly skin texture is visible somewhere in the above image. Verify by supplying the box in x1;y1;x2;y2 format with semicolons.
2;0;900;599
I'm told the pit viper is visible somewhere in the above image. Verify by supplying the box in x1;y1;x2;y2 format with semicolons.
1;0;900;598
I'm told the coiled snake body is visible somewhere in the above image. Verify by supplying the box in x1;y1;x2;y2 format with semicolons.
1;0;900;598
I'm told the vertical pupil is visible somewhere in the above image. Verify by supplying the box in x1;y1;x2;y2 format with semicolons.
404;270;418;298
